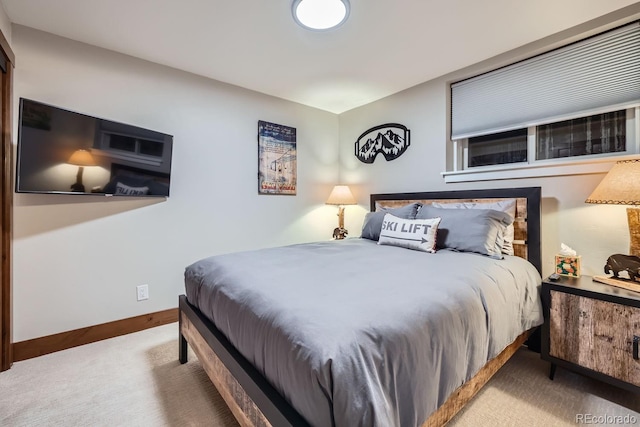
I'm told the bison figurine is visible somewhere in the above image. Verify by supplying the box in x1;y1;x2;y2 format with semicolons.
605;254;640;281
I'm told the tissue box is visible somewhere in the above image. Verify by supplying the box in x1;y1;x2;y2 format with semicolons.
555;255;581;277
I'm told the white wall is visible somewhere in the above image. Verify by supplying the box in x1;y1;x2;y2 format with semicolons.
12;26;340;341
0;3;10;44
12;7;640;342
338;11;639;279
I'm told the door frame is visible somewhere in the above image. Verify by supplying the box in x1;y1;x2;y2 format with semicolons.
0;27;15;372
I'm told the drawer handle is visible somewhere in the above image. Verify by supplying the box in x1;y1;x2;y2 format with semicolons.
634;336;640;360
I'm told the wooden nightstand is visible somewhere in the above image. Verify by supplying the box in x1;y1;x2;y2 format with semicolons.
541;274;640;393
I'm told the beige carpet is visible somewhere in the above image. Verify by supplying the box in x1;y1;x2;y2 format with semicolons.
450;346;640;426
1;323;638;426
1;324;238;427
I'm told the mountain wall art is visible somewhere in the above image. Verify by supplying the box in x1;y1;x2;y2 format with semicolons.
354;123;410;163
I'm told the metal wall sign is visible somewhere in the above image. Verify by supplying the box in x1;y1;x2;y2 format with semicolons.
354;123;410;163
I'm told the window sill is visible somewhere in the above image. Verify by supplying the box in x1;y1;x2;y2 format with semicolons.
441;154;639;183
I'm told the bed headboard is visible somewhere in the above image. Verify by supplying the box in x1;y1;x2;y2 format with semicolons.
370;187;541;274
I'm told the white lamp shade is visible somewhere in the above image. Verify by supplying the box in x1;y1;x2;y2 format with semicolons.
326;185;356;205
586;159;640;205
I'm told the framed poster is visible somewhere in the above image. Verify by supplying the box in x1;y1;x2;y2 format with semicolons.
258;120;297;195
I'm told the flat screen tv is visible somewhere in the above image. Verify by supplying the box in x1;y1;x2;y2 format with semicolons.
16;98;173;197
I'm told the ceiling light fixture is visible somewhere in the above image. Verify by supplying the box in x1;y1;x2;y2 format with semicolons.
292;0;350;31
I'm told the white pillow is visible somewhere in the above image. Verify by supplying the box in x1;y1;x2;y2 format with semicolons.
377;213;441;253
431;199;516;256
115;182;149;196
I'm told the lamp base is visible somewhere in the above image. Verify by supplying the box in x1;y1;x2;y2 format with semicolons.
332;206;348;239
70;166;85;192
70;183;85;192
628;207;640;257
332;227;348;240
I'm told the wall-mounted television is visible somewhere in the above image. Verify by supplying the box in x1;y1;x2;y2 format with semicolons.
16;98;173;197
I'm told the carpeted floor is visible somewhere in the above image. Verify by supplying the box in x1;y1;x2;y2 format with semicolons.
1;323;638;426
449;345;640;426
1;324;238;427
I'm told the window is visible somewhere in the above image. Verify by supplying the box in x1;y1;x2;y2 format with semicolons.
139;139;165;157
104;132;164;158
452;108;637;174
536;110;626;160
93;131;168;167
107;134;137;153
468;129;528;167
446;20;640;182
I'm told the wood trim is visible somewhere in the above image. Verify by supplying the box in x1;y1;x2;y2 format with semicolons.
0;28;15;66
421;329;532;427
12;308;178;362
0;30;13;372
593;274;640;293
181;311;271;427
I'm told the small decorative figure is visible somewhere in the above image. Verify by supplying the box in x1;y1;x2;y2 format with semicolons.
333;227;348;240
605;254;640;282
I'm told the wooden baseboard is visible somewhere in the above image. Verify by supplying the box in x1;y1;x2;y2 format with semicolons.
12;308;178;362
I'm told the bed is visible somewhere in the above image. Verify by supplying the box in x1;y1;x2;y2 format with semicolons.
179;187;543;427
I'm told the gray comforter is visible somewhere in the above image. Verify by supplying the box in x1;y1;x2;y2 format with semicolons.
185;238;543;427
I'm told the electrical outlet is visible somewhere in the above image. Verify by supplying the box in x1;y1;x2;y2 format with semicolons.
136;284;149;301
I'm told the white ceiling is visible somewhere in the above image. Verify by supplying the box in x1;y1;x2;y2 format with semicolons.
2;0;638;114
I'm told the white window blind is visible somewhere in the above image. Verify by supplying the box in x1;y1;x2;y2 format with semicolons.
451;21;640;140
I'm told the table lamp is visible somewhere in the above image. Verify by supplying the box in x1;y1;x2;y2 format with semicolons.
326;185;356;239
67;149;96;192
586;159;640;287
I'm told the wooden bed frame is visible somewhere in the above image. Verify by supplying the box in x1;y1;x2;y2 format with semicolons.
179;186;542;427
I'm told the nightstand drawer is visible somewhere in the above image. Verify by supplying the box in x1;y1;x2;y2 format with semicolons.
549;290;640;386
